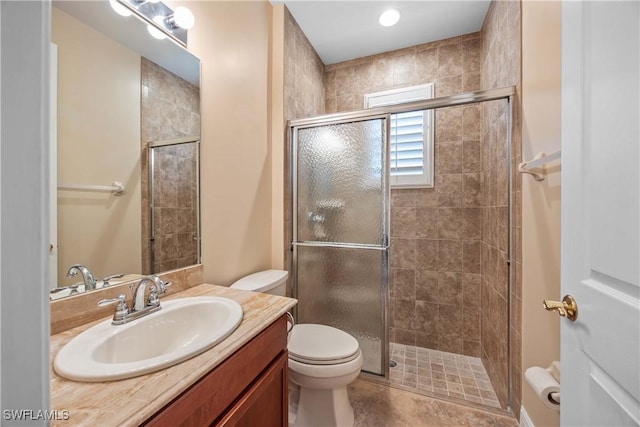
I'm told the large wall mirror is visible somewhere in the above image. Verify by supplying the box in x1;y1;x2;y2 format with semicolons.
51;1;201;298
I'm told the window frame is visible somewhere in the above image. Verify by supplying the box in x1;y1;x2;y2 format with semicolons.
364;83;435;189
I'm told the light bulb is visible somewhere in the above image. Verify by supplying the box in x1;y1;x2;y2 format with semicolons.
147;16;167;40
173;6;195;29
109;0;132;17
379;9;400;27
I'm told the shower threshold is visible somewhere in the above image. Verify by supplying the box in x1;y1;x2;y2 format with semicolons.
389;342;500;409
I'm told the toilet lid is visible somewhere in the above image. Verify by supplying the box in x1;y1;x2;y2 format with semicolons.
230;270;288;293
288;324;360;365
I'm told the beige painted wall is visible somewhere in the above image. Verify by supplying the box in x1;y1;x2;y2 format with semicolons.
172;1;273;285
521;1;561;425
269;4;286;270
52;7;142;285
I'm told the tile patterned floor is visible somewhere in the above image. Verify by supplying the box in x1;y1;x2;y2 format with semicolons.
349;379;517;427
389;342;501;408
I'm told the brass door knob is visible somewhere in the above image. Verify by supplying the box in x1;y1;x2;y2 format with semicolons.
543;295;578;321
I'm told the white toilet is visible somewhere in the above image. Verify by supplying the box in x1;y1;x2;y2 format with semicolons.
231;270;363;427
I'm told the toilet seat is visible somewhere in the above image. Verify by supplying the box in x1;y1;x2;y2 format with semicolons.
288;350;363;380
288;324;360;365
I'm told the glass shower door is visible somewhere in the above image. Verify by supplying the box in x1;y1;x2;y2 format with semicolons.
292;116;389;376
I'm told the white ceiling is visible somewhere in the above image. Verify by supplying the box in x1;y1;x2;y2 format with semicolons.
282;1;491;65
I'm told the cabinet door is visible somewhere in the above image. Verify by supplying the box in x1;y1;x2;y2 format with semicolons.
143;316;287;427
216;351;288;427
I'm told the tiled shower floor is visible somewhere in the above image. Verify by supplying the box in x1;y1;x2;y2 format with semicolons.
389;342;501;408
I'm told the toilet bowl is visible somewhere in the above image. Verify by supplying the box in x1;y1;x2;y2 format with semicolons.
230;270;362;427
287;323;363;427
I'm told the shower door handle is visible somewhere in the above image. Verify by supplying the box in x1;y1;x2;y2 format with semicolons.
292;242;388;251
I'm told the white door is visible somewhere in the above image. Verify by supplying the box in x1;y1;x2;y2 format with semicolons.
561;1;639;426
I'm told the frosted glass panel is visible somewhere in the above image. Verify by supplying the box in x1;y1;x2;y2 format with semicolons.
296;245;386;375
296;119;386;245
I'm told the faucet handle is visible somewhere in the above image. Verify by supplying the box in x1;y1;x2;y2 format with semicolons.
98;294;129;323
101;273;125;287
148;281;171;306
158;280;171;293
98;294;126;307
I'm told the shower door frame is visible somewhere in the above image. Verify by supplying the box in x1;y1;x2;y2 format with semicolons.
288;85;517;411
148;135;201;274
290;113;392;378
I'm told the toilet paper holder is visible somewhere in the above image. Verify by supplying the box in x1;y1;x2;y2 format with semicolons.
525;362;561;411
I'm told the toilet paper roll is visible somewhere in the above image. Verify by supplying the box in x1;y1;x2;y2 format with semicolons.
525;366;560;411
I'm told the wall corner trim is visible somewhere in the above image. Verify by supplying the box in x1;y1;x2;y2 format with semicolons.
519;406;535;427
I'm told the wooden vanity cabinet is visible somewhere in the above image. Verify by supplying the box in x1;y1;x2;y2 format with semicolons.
144;315;288;427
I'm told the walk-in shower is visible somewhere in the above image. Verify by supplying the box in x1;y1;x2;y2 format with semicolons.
289;86;515;412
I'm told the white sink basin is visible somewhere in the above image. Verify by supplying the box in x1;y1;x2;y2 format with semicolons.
54;296;243;382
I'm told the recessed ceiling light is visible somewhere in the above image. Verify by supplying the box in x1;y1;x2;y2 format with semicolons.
379;9;400;27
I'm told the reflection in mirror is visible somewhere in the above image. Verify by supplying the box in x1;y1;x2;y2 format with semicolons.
51;1;201;298
147;137;200;275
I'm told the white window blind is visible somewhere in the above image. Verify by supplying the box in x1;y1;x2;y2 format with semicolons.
364;84;434;188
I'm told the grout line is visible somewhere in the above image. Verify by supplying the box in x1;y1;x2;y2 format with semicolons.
389;342;501;409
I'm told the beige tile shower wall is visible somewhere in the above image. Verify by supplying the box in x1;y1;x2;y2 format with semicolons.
140;59;200;142
479;98;511;408
283;8;325;120
140;58;201;274
324;34;483;356
149;142;199;273
283;7;326;291
324;34;481;114
480;0;522;412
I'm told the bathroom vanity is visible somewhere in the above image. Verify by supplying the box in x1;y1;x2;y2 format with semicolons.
145;315;288;426
50;284;296;426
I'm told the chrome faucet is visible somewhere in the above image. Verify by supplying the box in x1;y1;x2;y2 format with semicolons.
98;275;171;325
101;273;124;288
132;275;165;311
67;264;96;290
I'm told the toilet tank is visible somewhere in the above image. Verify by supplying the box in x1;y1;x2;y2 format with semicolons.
230;270;288;296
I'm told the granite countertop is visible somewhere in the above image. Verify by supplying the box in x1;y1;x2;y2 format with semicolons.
50;284;297;426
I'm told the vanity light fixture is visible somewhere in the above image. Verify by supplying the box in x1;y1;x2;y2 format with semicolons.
169;7;195;30
109;0;194;47
379;9;401;27
130;0;161;5
109;0;132;17
147;16;168;40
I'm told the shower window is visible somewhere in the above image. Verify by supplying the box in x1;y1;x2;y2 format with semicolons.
364;83;434;188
